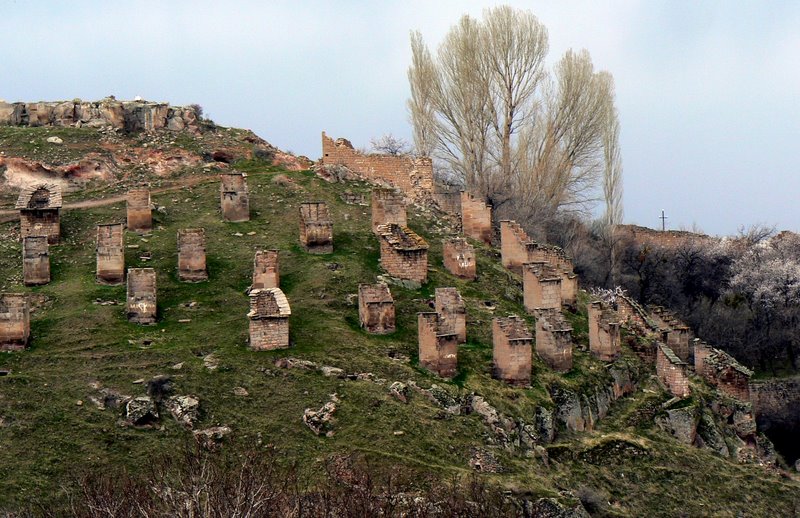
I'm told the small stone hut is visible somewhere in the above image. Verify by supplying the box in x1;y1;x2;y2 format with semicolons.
22;236;50;286
177;228;208;282
376;224;429;283
253;250;279;289
358;283;395;334
220;172;250;222
299;202;333;253
492;316;533;386
96;223;125;285
435;287;466;343
0;293;30;351
417;312;458;379
16;183;62;244
127;268;157;325
371;187;407;233
248;288;291;350
442;237;476;280
126;188;152;232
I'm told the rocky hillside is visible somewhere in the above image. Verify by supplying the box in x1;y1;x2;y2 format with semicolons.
0;118;798;516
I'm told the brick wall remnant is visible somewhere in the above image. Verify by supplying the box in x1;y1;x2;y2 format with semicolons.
615;224;713;250
126;188;152;232
358;283;395;334
693;340;752;401
371;187;407;233
656;342;690;398
0;294;30;351
663;326;691;363
127;268;157;325
177;228;208;282
16;183;62;244
96;223;125;285
534;309;573;372
376;224;429;283
220;173;249;222
321;132;433;201
492;316;533;386
442;238;476;280
248;288;291;350
253;250;279;289
461;192;492;244
22;236;50;286
417;312;458;378
433;184;461;215
299;202;333;254
435;287;466;343
500;220;529;274
523;262;562;312
588;301;621;361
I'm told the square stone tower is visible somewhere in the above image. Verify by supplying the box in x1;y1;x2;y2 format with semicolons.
371;187;407;233
22;236;50;286
220;172;250;222
492;316;533;386
0;294;30;351
126;188;152;232
442;238;476;280
376;224;429;283
96;223;125;285
248;288;291;350
177;228;208;282
534;309;573;372
435;287;466;343
127;268;157;324
460;192;492;244
358;283;395;334
523;262;562;312
588;301;621;361
299;202;333;253
418;312;458;378
16;183;62;244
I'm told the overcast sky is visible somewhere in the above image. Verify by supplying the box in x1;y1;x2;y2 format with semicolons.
2;1;798;236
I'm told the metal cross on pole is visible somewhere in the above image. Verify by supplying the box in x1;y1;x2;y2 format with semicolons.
660;210;668;231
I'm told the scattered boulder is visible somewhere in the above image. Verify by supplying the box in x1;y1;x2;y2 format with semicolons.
165;395;200;428
320;366;345;378
275;357;317;370
468;448;503;473
232;387;249;397
203;354;219;371
695;410;730;457
126;396;159;426
303;400;337;437
389;381;410;403
525;498;591;518
46;136;63;145
193;425;232;451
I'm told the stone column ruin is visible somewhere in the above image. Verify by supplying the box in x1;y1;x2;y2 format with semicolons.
22;236;50;286
523;262;562;313
299;202;333;253
253;250;279;289
247;288;291;350
371;187;407;233
220;172;250;222
417;312;458;379
442;237;476;280
376;224;428;283
96;223;125;285
126;188;152;232
460;192;492;245
435;287;466;343
656;342;690;398
16;183;62;244
588;301;621;361
358;283;395;334
492;316;533;386
0;293;30;351
127;268;157;324
177;228;208;282
534;309;573;372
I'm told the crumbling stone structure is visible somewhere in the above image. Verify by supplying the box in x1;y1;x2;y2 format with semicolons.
461;192;492;244
358;283;395;334
492;316;533;386
534;309;573;372
253;250;279;289
248;288;291;350
442;238;476;280
417;312;458;378
220;173;249;222
694;340;752;401
614;294;655;333
656;342;691;398
371;187;407;233
321;132;433;201
615;224;713;250
127;268;157;325
588;301;621;361
96;223;125;285
376;224;428;283
663;326;691;363
126;188;152;232
177;228;208;282
16;183;62;244
500;220;530;274
299;202;333;253
22;236;50;286
0;294;30;351
523;262;562;312
435;287;466;343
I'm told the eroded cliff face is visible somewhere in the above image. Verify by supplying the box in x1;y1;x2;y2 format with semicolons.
750;377;800;466
0;98;200;133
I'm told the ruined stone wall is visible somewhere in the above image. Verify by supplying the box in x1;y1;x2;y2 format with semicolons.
442;238;476;280
248;288;291;350
615;295;653;332
220;173;249;222
588;302;621;361
0;98;200;133
500;220;529;274
0;294;29;351
693;341;752;401
253;250;279;289
523;262;562;312
127;189;152;232
535;310;573;372
616;224;713;250
432;186;461;215
22;236;49;286
377;224;428;283
656;343;690;398
321;132;433;200
435;287;466;343
492;316;532;386
96;223;125;285
664;327;691;363
177;229;208;282
19;209;60;245
371;188;407;233
461;192;492;245
127;268;157;324
358;283;395;334
418;312;458;378
299;202;333;253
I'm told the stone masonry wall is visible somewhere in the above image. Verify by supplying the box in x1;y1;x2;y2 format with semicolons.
693;340;752;401
535;309;573;372
299;202;333;253
248;288;291;351
435;287;466;343
442;238;476;280
371;188;407;233
19;209;60;245
177;228;208;282
461;192;492;245
321;132;433;201
22;236;50;286
664;327;691;363
253;250;279;289
656;343;690;398
417;312;458;379
500;220;529;274
220;173;249;222
96;223;125;285
358;283;395;334
588;301;621;361
523;262;562;312
127;189;152;232
0;293;30;351
127;268;157;324
376;224;428;283
492;316;533;386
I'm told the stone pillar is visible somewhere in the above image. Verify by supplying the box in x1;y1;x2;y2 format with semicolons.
435;287;466;343
371;188;407;233
299;202;333;253
500;220;528;273
665;327;691;363
127;188;152;232
177;228;208;282
460;192;492;245
588;301;621;361
492;316;533;386
253;250;279;289
442;238;476;280
523;262;562;312
376;224;429;283
247;288;291;350
22;236;50;286
418;312;458;378
0;294;30;351
534;309;573;372
358;283;395;334
127;268;157;324
656;342;691;398
96;223;125;285
220;173;250;222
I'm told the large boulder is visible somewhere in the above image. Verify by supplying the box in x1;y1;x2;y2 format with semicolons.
126;396;159;426
165;395;200;428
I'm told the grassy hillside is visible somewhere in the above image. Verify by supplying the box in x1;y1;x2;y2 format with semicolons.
0;132;799;515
